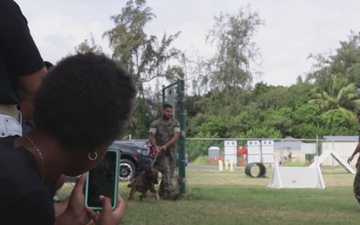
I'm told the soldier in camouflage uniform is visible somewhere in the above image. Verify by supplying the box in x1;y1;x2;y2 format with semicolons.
347;110;360;203
149;103;180;200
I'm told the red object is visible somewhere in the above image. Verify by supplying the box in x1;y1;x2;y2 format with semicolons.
150;146;156;157
237;146;247;155
208;155;224;164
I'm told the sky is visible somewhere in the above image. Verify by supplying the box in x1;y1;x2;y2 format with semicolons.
15;0;360;87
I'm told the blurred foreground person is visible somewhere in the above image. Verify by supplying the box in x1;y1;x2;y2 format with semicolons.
348;110;360;204
0;53;136;225
0;0;47;138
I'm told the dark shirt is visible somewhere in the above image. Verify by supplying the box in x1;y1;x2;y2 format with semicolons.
0;0;44;105
0;140;54;224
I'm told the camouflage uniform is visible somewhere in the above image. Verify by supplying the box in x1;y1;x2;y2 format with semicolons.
149;117;180;194
354;167;360;203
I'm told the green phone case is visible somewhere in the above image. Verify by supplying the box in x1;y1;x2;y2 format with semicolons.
85;148;119;210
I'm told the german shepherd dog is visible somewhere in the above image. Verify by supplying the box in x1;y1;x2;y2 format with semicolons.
127;166;160;201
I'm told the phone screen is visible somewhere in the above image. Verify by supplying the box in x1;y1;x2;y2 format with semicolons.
85;148;119;210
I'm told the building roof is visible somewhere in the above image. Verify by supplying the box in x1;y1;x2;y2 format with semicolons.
323;136;358;141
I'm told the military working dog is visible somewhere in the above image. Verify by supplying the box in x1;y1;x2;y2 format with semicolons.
127;166;160;201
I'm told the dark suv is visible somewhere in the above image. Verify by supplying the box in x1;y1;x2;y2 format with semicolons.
110;141;152;182
118;139;189;166
66;139;186;183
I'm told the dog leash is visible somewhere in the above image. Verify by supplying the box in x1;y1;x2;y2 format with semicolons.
151;151;159;167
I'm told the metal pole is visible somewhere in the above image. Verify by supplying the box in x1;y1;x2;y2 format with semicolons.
162;85;165;106
162;79;186;197
177;79;186;197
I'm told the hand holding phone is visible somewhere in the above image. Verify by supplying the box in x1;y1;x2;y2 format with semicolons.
85;148;119;210
55;174;91;224
87;194;127;225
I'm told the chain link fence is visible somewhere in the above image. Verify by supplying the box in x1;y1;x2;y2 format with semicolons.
56;137;358;202
54;176;78;202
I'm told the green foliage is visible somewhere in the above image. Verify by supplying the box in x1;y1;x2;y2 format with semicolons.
205;5;264;90
102;0;182;136
228;106;294;138
74;33;103;55
72;2;360;145
186;113;210;137
185;139;223;163
253;86;292;110
184;95;205;118
262;107;293;136
251;82;272;100
104;0;180;96
320;109;358;135
309;79;360;115
191;156;209;165
306;31;360;86
227;111;257;137
243;126;282;138
129;97;158;138
104;0;181;94
200;87;251;120
164;65;185;83
291;103;324;138
195;116;228;138
287;82;314;108
307;31;360;116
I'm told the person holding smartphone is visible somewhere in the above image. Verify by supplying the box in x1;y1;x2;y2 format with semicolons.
0;53;136;225
0;0;47;138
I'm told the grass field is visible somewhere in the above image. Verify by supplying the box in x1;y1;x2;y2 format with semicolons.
58;165;360;225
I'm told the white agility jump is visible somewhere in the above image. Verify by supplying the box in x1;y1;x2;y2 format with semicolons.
268;150;355;189
309;149;355;174
268;156;325;189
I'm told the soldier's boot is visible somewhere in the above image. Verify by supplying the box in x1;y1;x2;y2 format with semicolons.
168;191;180;201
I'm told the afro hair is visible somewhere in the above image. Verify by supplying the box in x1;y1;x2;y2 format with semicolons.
34;52;136;151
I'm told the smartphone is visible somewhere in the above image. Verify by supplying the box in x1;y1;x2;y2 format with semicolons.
85;148;119;210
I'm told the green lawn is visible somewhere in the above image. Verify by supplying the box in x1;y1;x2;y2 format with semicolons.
58;166;360;225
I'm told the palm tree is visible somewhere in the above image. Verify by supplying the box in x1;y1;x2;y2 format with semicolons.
309;80;360;117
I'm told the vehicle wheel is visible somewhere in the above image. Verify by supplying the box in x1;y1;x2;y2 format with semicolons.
119;159;136;182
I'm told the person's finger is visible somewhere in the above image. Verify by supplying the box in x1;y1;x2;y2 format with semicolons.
113;195;126;214
73;174;86;193
100;195;112;215
84;206;97;219
66;174;85;205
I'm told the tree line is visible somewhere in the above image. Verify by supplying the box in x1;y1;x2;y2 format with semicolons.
75;0;360;140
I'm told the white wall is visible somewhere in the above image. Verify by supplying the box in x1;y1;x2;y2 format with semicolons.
321;142;357;166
